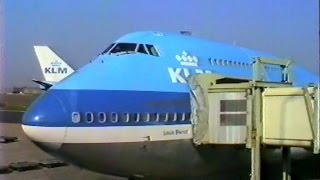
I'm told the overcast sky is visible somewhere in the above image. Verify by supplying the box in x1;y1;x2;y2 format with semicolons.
1;0;319;90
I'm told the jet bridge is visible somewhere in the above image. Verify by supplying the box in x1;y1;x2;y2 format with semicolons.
188;57;320;180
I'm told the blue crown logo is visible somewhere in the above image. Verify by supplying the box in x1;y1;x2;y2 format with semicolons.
175;51;198;67
50;60;61;67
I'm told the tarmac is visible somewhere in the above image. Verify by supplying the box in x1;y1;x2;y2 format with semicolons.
0;110;125;180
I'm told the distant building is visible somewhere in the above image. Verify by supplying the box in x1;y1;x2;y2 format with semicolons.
12;87;25;94
12;86;41;94
22;87;42;94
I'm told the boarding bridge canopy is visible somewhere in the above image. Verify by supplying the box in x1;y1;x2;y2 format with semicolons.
188;57;320;180
189;58;320;152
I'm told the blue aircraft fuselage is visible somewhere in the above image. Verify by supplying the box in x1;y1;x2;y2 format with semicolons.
22;31;319;179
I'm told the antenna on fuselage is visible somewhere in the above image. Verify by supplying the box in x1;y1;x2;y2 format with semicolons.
233;40;237;46
180;31;192;36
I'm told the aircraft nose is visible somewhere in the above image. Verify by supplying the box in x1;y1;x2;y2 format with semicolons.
22;91;67;152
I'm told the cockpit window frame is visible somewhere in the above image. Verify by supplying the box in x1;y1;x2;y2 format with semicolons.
145;44;160;57
109;43;138;54
102;42;160;57
136;44;149;55
101;43;115;55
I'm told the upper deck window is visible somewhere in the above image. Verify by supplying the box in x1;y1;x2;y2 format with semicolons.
145;44;159;57
109;43;137;54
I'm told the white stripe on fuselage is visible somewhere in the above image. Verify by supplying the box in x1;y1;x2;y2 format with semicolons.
22;124;193;143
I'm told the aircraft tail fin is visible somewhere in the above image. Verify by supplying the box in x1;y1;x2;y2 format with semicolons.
34;46;74;82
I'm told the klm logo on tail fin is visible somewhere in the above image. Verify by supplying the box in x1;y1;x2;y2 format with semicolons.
34;46;75;82
44;67;68;74
50;60;62;67
44;60;68;74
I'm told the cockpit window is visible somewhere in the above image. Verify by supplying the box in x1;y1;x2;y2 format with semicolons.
146;44;159;57
109;43;137;54
101;42;160;57
101;43;115;55
137;44;148;54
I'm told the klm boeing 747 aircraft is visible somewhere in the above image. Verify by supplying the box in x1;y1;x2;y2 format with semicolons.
22;32;319;179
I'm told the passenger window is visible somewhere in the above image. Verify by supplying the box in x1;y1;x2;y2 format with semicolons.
98;112;106;123
168;113;175;122
71;112;81;123
182;113;186;121
150;113;158;121
141;113;150;122
223;60;228;66
121;113;130;122
155;113;160;122
159;113;167;122
145;44;159;57
185;112;191;121
131;113;139;122
177;113;184;121
86;112;94;123
111;112;118;123
137;44;148;54
172;113;177;121
213;59;218;65
208;58;213;65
